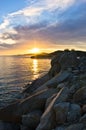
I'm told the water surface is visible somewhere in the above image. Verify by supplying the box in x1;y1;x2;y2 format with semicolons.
0;56;50;107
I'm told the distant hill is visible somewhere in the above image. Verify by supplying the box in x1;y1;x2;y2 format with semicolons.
30;50;86;59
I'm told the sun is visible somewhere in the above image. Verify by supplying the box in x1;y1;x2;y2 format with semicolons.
30;48;40;54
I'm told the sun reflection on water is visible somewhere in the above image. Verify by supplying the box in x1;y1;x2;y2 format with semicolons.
32;59;39;79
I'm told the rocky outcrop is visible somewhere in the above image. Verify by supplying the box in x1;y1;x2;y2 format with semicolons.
0;50;86;130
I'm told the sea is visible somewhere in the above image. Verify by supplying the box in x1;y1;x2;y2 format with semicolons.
0;56;51;107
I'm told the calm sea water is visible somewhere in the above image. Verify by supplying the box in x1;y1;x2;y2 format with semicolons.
0;56;50;107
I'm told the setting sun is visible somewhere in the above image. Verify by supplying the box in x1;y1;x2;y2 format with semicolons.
30;48;40;54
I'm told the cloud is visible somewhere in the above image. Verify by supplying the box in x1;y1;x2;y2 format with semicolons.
0;0;86;51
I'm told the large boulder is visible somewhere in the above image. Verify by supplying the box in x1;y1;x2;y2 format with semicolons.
22;110;42;129
54;102;70;124
23;74;49;94
66;123;84;130
73;87;86;104
67;103;81;122
34;71;71;92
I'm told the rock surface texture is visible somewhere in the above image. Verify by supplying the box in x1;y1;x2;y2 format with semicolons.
0;50;86;130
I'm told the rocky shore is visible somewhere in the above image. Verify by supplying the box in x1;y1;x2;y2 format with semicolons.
0;50;86;130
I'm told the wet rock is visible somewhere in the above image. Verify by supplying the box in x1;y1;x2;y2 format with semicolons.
66;123;84;130
54;102;70;124
23;74;49;94
67;103;81;122
22;110;42;129
73;87;86;104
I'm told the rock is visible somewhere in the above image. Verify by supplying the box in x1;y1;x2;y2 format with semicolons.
67;103;81;122
73;87;86;104
48;63;61;78
36;87;69;130
55;126;65;130
47;71;71;88
0;121;20;130
80;114;86;124
54;87;70;104
82;105;86;114
0;88;58;123
54;102;70;124
59;51;79;70
34;70;71;92
22;110;42;129
23;74;49;94
66;123;84;130
20;125;31;130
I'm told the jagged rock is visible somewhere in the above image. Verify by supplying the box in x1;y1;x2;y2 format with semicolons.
73;87;86;104
80;114;86;124
66;123;84;130
54;102;70;124
67;103;81;122
36;87;70;130
0;121;20;130
22;110;42;129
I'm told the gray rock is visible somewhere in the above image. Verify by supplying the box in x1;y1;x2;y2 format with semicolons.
54;102;70;124
22;110;42;129
55;126;65;130
0;121;20;130
73;87;86;104
59;51;79;70
20;125;30;130
67;103;81;122
66;123;84;130
82;105;86;114
0;88;57;123
48;63;61;78
80;114;86;124
47;71;71;88
36;87;70;130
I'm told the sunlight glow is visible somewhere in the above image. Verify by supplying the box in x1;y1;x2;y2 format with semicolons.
30;48;40;54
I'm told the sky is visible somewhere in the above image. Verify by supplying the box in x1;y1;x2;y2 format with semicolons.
0;0;86;55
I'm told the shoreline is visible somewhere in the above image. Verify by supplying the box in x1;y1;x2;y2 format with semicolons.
0;50;86;130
